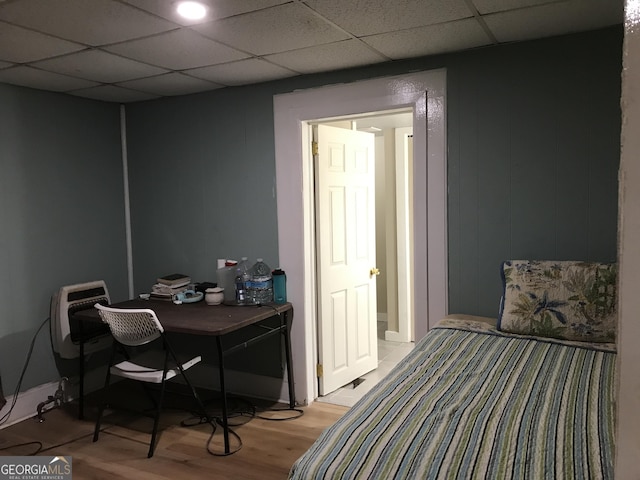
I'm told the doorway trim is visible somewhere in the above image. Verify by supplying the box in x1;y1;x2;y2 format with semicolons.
274;70;448;405
389;126;414;343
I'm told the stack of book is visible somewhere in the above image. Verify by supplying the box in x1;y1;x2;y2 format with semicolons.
150;273;191;301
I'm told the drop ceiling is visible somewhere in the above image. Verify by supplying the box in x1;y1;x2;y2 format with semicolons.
0;0;623;103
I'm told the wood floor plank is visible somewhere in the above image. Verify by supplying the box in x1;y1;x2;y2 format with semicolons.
1;397;347;480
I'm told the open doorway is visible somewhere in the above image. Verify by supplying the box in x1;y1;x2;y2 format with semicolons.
312;112;416;406
273;70;448;407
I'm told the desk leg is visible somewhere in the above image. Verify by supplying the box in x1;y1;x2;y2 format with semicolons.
79;337;85;420
282;310;295;409
216;336;230;454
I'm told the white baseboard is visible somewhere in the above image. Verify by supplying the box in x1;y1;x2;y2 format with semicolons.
0;380;63;428
385;329;404;342
0;366;293;429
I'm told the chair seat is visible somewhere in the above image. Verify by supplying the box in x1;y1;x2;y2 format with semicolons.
111;350;202;383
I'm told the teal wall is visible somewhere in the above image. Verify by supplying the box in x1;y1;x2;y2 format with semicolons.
0;26;622;397
446;29;621;315
0;86;128;395
128;26;621;319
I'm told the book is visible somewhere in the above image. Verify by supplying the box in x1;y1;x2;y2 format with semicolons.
156;273;191;287
149;292;177;301
152;283;188;295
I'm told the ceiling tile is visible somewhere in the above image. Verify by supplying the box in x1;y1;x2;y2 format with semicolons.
32;50;169;83
116;72;223;96
0;0;624;101
105;28;248;70
186;58;296;86
0;0;177;46
470;0;564;15
363;18;493;59
0;65;99;91
194;2;350;55
304;0;473;36
0;21;84;63
264;39;389;74
69;84;159;103
484;0;624;43
122;0;290;24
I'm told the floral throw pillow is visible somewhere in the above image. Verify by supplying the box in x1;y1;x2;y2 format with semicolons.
497;260;617;343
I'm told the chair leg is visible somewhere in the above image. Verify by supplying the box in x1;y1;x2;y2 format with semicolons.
166;344;211;423
180;368;210;422
147;350;171;458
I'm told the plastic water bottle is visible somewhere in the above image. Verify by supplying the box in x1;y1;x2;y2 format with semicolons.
234;257;251;305
272;269;287;304
248;259;273;304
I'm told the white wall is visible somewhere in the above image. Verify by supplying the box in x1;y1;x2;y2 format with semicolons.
615;1;640;476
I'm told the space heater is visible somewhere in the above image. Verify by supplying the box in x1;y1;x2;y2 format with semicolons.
50;280;112;359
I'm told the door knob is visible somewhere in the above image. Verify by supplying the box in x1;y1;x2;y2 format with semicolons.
370;267;380;277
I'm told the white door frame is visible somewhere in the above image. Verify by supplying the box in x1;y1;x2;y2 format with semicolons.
274;70;448;405
387;126;414;343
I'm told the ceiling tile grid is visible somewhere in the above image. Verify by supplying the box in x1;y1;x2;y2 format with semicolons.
192;2;351;56
484;0;624;43
0;21;84;63
361;18;494;59
263;38;389;74
121;0;291;24
0;0;624;103
70;84;159;102
104;28;250;70
185;58;297;86
303;0;474;36
0;64;99;91
31;49;170;83
115;71;223;96
0;0;178;45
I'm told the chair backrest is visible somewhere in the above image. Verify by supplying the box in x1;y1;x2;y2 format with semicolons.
94;304;164;347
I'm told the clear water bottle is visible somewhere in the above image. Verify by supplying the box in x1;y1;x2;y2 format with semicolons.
248;258;273;304
234;257;251;305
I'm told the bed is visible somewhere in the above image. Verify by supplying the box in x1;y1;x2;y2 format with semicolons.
289;260;617;479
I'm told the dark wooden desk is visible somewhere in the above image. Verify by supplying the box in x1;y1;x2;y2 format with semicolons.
74;299;295;454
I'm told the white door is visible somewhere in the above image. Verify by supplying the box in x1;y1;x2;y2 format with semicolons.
315;124;378;395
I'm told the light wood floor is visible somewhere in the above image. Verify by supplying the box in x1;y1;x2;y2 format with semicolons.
0;384;347;479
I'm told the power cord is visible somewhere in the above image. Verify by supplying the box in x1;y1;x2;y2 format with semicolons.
180;414;244;456
180;392;304;456
255;405;304;421
0;441;43;455
0;316;50;426
1;425;121;456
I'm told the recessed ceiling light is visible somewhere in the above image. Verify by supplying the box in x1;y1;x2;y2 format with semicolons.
176;1;207;20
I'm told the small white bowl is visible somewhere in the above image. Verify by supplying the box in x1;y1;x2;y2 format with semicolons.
139;293;150;300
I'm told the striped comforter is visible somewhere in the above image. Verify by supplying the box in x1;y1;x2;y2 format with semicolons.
289;321;616;479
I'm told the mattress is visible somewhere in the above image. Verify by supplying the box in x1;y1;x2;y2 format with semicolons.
289;318;616;479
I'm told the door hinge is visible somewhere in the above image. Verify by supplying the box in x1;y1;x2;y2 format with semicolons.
316;364;323;377
312;141;318;156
